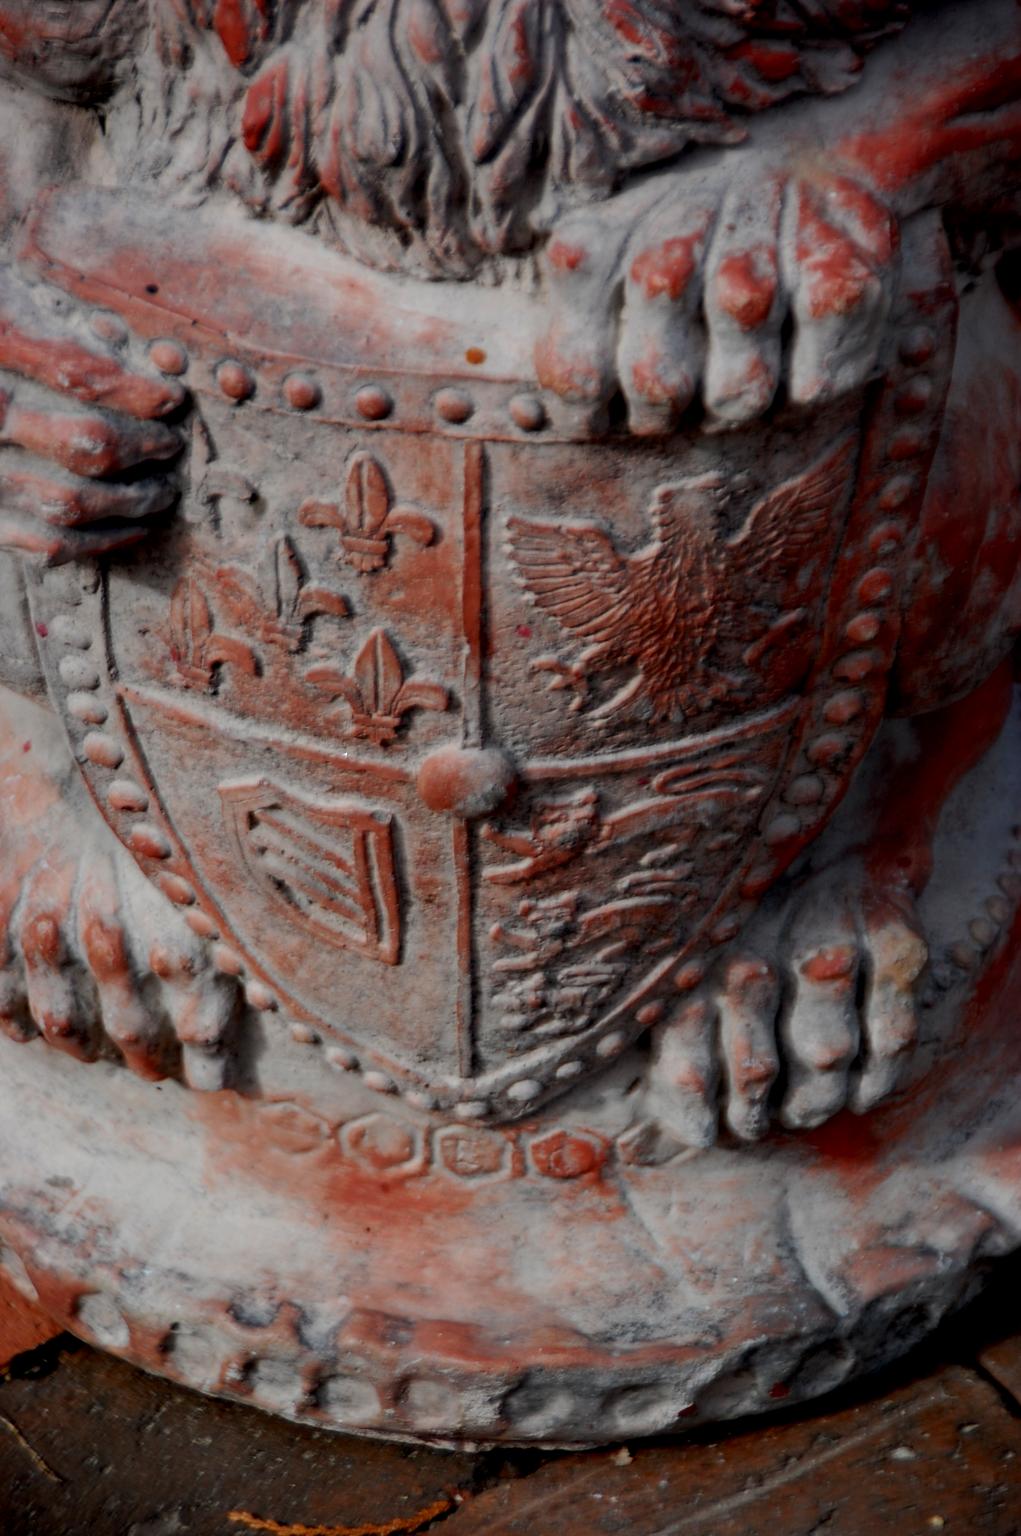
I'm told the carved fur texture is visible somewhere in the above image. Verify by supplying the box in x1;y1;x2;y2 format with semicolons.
3;0;911;272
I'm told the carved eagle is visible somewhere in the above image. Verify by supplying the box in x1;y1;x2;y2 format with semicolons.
507;437;855;725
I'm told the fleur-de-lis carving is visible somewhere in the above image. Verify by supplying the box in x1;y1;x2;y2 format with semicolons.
168;572;258;691
306;628;448;746
214;537;349;652
298;451;436;573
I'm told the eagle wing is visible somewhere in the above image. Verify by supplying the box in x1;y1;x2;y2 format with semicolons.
727;437;857;601
506;515;634;648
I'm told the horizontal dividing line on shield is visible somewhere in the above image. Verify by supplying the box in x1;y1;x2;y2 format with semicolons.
118;684;413;785
521;697;799;782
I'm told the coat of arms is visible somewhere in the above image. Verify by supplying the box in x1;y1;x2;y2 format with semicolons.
23;186;914;1123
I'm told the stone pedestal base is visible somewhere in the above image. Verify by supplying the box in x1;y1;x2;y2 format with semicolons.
0;1275;60;1370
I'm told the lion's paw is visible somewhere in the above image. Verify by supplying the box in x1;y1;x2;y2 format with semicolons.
0;843;242;1090
537;164;897;435
649;871;928;1148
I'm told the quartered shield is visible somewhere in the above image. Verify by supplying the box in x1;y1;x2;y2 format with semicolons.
24;189;954;1122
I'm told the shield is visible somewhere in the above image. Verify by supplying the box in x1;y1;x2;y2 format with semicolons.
23;189;954;1121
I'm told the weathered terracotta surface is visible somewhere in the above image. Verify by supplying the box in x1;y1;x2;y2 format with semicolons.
0;1273;60;1371
0;0;1018;1446
7;1290;1021;1534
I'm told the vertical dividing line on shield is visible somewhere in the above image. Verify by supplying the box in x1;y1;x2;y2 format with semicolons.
453;817;473;1080
461;441;486;751
454;440;487;1081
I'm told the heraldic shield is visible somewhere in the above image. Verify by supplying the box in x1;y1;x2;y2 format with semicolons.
21;187;949;1124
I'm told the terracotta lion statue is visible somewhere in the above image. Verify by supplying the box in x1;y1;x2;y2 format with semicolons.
0;0;1017;1144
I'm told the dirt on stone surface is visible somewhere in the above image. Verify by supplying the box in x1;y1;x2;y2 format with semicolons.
1;1258;1021;1536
